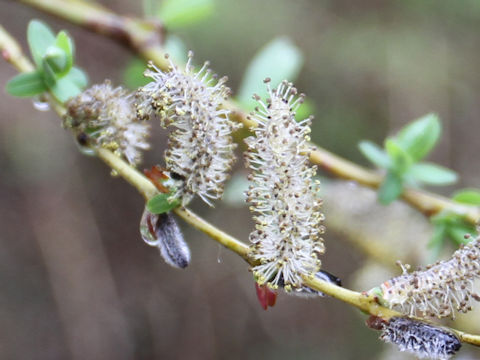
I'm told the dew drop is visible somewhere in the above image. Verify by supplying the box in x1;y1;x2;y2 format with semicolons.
32;97;50;112
77;145;96;156
217;244;223;263
140;207;159;246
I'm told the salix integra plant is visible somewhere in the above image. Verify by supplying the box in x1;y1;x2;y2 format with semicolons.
4;10;480;360
245;79;325;290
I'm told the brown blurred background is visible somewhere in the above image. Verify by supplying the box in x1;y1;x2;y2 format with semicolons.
1;0;480;359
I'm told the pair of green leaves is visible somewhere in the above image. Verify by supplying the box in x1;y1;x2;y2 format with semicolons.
429;189;480;258
6;20;87;103
359;114;457;204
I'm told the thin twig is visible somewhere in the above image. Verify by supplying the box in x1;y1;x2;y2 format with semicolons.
19;0;169;68
16;0;480;225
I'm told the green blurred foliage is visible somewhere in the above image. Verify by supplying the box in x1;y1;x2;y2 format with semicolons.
360;114;457;204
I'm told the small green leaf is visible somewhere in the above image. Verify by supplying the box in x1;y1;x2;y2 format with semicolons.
49;71;85;102
44;46;68;74
385;138;412;174
67;67;88;89
409;162;457;186
452;189;480;205
27;20;56;68
42;46;68;88
447;223;475;245
378;171;403;205
358;140;390;168
158;0;214;29
147;193;181;214
396;113;441;161
54;31;74;75
5;71;47;97
42;64;57;88
237;37;304;108
431;211;467;228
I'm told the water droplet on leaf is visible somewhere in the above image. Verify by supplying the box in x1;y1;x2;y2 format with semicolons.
32;97;50;111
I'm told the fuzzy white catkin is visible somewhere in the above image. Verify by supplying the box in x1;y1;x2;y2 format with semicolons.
66;80;150;166
377;235;480;319
381;317;461;360
136;52;241;207
245;79;325;289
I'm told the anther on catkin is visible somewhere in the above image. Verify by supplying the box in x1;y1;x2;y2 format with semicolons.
245;79;325;290
380;317;461;360
136;52;241;206
65;80;150;166
374;234;480;319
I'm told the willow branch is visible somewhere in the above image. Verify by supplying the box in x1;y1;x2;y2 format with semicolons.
19;0;170;69
0;24;34;72
2;18;480;348
17;0;480;226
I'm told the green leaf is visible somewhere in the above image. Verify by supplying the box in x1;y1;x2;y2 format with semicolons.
44;46;68;74
5;71;47;97
54;31;74;75
158;0;214;29
236;37;304;108
447;223;476;245
67;67;88;89
147;193;181;214
409;162;457;186
395;113;441;161
49;70;86;103
452;189;480;205
378;171;404;205
123;57;151;89
358;140;390;168
27;20;56;68
42;46;68;88
385;138;412;174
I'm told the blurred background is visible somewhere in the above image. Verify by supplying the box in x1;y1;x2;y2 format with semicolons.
1;0;480;359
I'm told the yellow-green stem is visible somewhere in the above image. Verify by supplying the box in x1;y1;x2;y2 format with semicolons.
0;24;35;72
98;150;251;260
96;148;157;200
174;207;251;261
